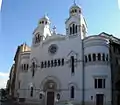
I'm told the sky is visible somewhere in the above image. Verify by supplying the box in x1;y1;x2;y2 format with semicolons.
0;0;2;11
0;0;120;88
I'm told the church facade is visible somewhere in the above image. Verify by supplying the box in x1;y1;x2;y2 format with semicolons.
12;3;112;105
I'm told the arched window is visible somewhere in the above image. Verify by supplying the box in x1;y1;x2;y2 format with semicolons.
79;10;81;13
71;86;74;98
58;59;61;66
70;23;77;35
41;62;44;68
35;36;38;43
54;59;57;67
32;62;35;68
106;54;108;61
37;35;40;43
70;27;72;35
47;61;50;68
85;55;87;62
27;64;29;70
35;33;42;44
98;53;101;61
75;25;77;33
88;54;91;61
61;58;64;66
37;36;39;43
32;62;35;77
71;56;75;74
75;9;77;12
72;24;75;34
44;61;47;68
30;87;33;97
39;35;42;42
24;64;26;70
102;53;105;61
93;53;96;61
51;60;54;67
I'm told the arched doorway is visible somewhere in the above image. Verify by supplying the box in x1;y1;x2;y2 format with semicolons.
43;80;57;105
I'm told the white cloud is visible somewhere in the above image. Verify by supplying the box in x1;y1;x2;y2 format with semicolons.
0;72;9;89
0;72;9;77
118;0;120;10
0;0;2;11
0;78;8;89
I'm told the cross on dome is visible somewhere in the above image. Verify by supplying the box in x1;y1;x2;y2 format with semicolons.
73;0;76;5
38;14;50;25
69;0;82;16
53;26;56;30
44;13;49;19
53;26;57;34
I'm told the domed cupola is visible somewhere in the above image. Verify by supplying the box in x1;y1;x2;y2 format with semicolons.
32;15;52;46
69;2;82;16
38;15;51;28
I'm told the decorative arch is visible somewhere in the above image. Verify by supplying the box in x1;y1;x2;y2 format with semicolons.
67;50;78;58
34;32;43;44
30;58;38;77
31;57;38;67
28;82;36;90
40;76;61;91
27;83;36;97
67;50;78;63
68;82;78;90
66;50;79;68
68;82;78;99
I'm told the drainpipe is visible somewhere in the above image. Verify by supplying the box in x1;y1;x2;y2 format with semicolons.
82;40;85;105
109;40;113;105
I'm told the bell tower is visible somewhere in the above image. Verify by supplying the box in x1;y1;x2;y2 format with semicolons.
65;2;87;39
32;15;51;46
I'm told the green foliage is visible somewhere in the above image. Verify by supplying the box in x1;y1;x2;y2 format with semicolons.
0;88;7;98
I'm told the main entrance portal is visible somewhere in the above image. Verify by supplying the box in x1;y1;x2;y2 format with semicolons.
43;80;57;105
47;91;54;105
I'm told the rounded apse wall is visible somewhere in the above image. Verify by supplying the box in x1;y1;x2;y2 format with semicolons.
83;36;109;66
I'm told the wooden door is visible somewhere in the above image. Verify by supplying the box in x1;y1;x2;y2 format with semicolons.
47;91;54;105
96;94;104;105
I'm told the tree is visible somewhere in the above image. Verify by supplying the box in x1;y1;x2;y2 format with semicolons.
0;89;6;99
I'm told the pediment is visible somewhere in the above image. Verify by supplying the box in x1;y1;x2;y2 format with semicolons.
67;50;78;58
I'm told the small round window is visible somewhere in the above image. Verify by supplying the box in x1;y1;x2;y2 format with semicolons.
48;44;58;55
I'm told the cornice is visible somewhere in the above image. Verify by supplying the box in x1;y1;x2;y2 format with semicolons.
83;42;109;49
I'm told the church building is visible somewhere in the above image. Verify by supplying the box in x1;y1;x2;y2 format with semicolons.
11;2;113;105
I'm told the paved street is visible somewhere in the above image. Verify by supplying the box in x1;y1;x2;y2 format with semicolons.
0;100;27;105
0;100;14;105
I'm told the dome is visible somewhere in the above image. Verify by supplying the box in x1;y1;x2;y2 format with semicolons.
69;3;82;16
42;15;50;21
70;3;81;10
38;15;50;25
